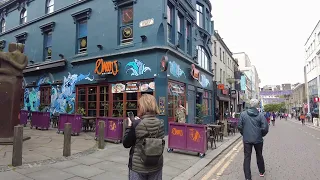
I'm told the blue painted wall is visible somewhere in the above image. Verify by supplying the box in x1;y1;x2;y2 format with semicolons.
1;0;215;127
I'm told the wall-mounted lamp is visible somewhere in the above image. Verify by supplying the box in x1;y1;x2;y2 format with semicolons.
29;60;34;64
175;44;180;49
140;35;147;42
192;55;197;60
59;54;64;59
97;44;103;50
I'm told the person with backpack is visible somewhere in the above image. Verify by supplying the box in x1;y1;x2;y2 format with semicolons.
238;99;269;180
123;94;165;180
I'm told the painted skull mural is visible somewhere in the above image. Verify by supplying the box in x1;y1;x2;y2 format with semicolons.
24;72;94;114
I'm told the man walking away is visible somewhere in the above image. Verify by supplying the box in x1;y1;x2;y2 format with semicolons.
238;99;269;180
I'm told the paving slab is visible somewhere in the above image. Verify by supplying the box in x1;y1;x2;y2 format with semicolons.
0;170;33;180
67;177;89;180
26;168;75;180
72;156;104;166
48;161;80;169
62;164;105;178
89;171;128;180
91;160;128;175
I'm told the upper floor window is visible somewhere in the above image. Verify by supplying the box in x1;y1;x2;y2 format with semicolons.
186;21;191;55
196;4;203;28
77;20;87;53
213;41;217;56
223;51;225;63
44;32;52;60
177;12;184;49
46;0;54;14
120;6;133;45
167;2;174;43
197;46;209;70
1;19;5;33
206;9;210;32
219;47;222;61
20;8;27;24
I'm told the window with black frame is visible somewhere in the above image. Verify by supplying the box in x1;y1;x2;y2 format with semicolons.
20;8;27;24
1;18;5;33
196;3;203;28
167;2;174;43
77;20;87;53
44;32;52;60
186;21;191;55
120;6;133;45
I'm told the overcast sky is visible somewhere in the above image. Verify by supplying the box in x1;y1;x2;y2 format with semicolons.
210;0;320;87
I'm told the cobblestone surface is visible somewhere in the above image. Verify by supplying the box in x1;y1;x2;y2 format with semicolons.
196;118;320;180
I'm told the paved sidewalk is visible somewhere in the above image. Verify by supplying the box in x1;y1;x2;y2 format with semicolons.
287;118;320;130
0;133;241;180
0;126;96;168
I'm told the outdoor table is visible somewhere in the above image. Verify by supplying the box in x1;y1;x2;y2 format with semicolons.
82;116;96;132
206;124;221;149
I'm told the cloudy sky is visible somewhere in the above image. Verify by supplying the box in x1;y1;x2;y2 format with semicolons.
210;0;320;86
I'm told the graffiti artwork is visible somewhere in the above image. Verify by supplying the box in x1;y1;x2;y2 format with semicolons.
125;59;151;76
109;121;117;131
189;128;201;142
169;61;186;78
24;72;94;114
199;74;210;88
171;128;183;136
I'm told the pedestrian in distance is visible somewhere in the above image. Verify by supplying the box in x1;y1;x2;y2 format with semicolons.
300;113;306;125
270;112;275;126
123;94;165;180
238;99;269;180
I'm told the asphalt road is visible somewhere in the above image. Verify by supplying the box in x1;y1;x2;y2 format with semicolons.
193;118;320;180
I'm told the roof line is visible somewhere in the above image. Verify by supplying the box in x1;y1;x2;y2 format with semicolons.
304;20;320;46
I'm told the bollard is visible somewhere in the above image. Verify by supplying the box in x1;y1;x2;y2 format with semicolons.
98;121;105;149
12;125;23;166
63;123;71;157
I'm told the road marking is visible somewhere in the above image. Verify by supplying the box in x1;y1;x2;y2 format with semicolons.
216;144;243;177
201;140;243;180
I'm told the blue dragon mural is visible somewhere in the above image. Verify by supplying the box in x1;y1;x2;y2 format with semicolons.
169;61;186;78
24;72;94;114
199;74;210;88
125;59;151;76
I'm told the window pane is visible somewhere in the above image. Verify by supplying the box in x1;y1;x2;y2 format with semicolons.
88;110;96;117
48;6;54;13
177;15;181;32
126;101;137;109
79;22;87;38
167;5;171;24
46;33;52;47
122;7;133;24
113;93;123;101
127;93;137;100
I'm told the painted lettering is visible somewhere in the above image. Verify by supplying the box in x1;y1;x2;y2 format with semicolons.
171;128;183;136
189;128;201;142
109;121;117;131
94;59;119;76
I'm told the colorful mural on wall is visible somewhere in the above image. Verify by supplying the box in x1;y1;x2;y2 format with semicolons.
199;74;210;88
125;59;151;76
24;72;94;114
169;61;186;78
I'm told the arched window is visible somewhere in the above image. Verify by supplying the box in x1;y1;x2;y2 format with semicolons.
20;8;27;24
197;46;209;70
1;18;5;33
46;0;54;14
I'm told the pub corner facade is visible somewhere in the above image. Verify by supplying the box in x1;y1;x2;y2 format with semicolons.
0;0;214;133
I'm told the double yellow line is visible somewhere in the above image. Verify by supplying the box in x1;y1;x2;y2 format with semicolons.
201;140;243;180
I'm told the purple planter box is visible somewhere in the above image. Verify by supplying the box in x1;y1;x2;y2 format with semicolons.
20;110;28;126
57;114;82;135
168;122;207;157
31;112;50;130
95;117;123;143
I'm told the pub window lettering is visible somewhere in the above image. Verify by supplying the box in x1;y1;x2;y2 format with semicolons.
120;6;133;45
77;20;87;53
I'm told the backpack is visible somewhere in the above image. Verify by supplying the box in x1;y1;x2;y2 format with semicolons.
140;121;165;166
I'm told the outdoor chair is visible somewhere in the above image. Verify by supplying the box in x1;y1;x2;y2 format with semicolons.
51;112;59;128
207;128;217;149
217;122;224;141
228;123;235;136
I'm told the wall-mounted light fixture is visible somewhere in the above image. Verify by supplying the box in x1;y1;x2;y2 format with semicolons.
140;35;147;42
59;54;64;59
97;44;103;50
29;60;34;64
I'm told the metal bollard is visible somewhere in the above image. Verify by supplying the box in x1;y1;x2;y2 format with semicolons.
98;121;105;149
12;125;23;166
63;123;71;157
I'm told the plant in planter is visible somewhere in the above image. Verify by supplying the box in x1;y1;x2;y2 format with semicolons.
65;102;73;114
195;104;206;124
38;104;47;112
76;107;86;116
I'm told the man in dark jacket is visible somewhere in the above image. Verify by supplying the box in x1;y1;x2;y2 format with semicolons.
238;99;269;180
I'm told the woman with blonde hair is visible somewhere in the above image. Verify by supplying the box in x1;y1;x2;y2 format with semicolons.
123;94;165;180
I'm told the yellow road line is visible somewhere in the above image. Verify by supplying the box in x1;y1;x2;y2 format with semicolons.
201;140;243;180
216;144;243;177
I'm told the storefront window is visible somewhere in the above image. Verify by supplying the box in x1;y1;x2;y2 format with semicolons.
76;81;155;117
203;91;209;115
168;81;186;121
99;86;109;117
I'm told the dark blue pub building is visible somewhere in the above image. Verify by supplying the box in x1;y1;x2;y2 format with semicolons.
0;0;214;132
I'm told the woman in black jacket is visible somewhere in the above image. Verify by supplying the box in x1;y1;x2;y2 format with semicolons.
123;94;165;180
